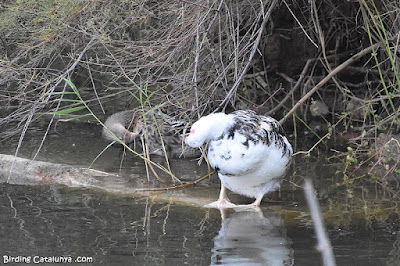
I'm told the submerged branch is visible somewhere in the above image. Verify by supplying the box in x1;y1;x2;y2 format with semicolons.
134;171;216;192
304;179;336;266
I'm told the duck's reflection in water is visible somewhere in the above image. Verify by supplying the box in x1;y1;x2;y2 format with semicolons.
211;208;293;266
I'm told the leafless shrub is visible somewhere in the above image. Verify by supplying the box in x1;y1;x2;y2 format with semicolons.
0;0;399;179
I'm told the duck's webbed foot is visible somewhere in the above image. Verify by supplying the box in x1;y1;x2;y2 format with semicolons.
203;198;238;209
203;184;238;209
234;195;264;210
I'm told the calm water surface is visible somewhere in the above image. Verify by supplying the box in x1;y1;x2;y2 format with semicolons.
0;120;399;265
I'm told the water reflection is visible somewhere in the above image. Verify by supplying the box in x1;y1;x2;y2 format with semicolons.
211;208;293;266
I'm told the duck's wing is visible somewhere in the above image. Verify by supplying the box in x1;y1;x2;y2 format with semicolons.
231;110;290;155
208;110;292;176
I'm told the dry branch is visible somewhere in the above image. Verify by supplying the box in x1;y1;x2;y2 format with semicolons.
215;0;278;112
267;59;313;116
279;42;382;124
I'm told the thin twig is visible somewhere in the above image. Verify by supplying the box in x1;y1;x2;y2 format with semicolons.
280;42;382;124
215;0;278;112
193;20;200;118
282;0;318;48
7;37;97;182
267;59;313;116
134;171;216;192
86;56;105;114
304;179;336;266
293;133;331;156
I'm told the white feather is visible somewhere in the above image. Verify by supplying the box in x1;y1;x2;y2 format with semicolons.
186;110;292;202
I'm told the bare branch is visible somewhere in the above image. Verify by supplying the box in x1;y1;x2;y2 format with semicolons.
280;42;382;124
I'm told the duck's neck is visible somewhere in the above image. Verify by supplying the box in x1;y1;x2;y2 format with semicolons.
204;113;235;141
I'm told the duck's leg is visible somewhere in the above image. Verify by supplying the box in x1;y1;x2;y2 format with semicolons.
252;195;264;207
235;195;264;210
203;184;238;209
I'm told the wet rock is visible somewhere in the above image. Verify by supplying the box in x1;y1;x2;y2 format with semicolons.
345;98;367;120
308;120;329;135
375;133;400;164
310;99;329;117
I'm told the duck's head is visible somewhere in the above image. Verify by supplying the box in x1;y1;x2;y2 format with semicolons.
185;112;234;148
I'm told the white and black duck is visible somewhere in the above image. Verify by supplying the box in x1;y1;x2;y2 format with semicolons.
102;109;200;158
185;110;292;208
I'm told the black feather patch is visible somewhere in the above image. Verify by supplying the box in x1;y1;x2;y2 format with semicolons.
220;110;290;157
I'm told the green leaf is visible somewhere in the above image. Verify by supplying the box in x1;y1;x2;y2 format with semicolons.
54;98;84;103
63;78;80;97
47;106;86;115
46;91;76;95
55;113;93;121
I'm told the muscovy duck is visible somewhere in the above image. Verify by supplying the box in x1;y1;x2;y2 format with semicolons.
185;110;292;208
